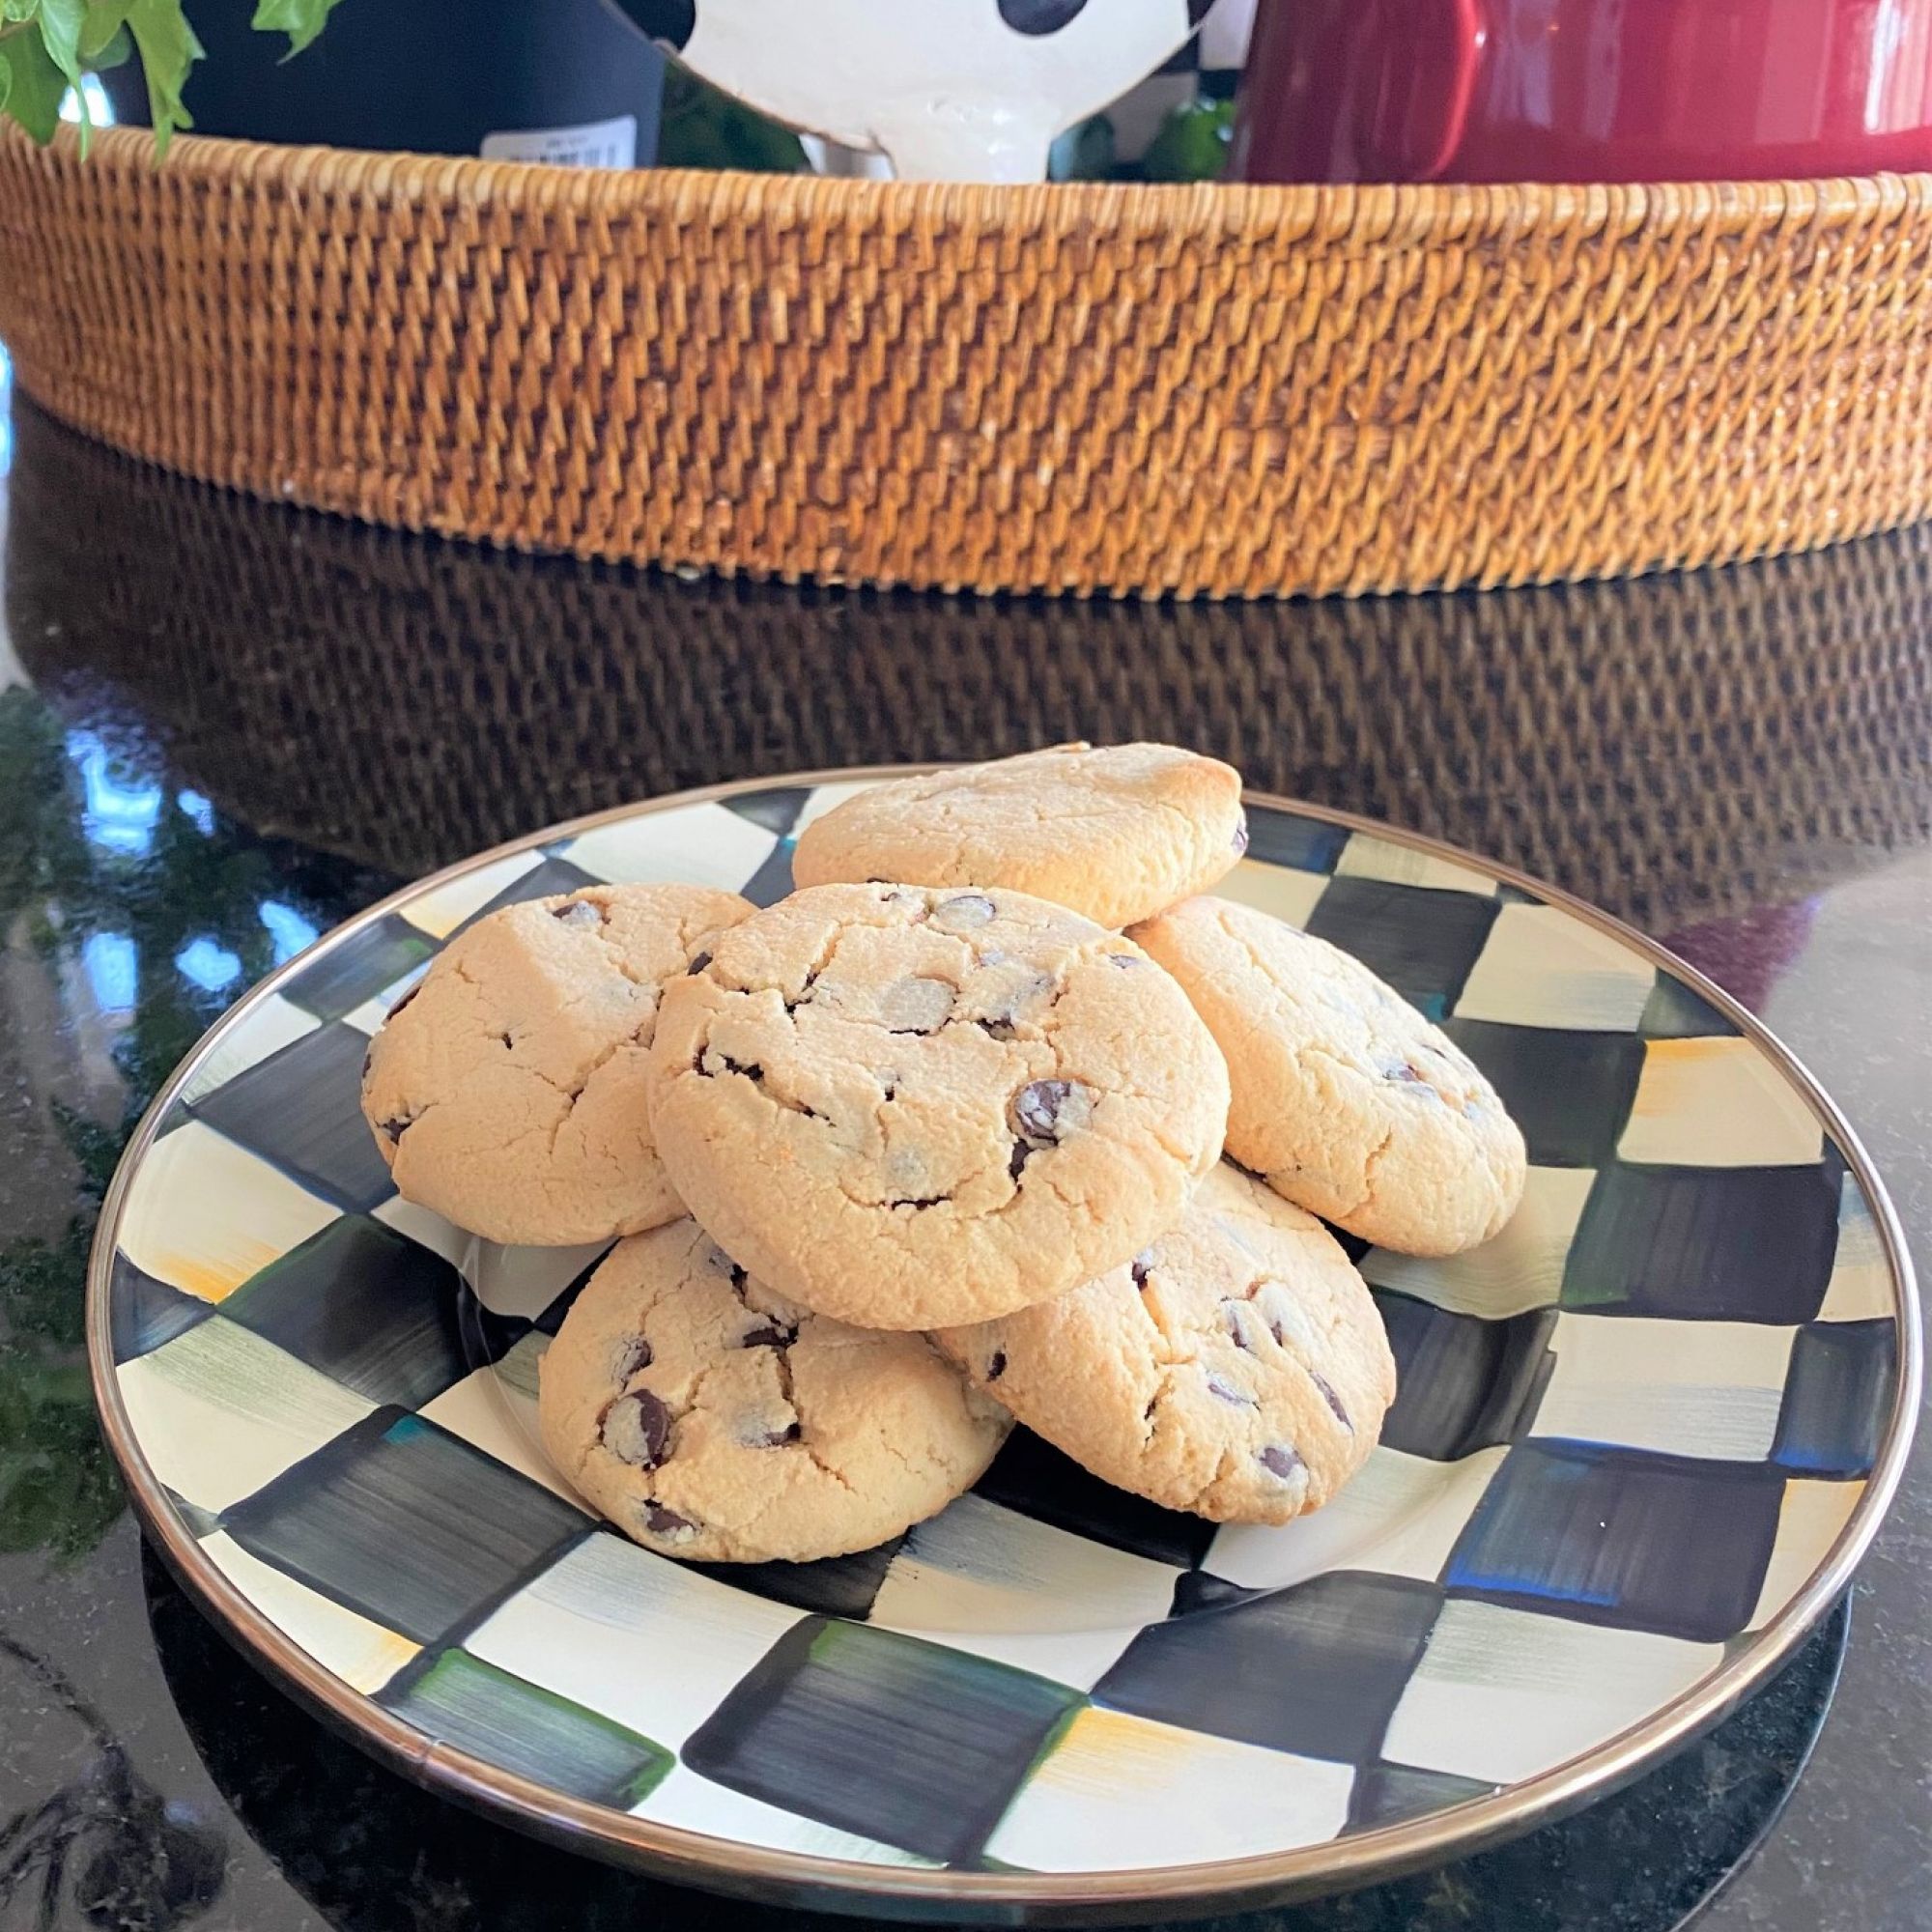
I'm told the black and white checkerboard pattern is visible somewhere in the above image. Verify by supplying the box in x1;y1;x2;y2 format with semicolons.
106;784;1899;1874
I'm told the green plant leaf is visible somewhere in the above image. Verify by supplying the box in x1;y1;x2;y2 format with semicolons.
37;0;83;75
5;22;69;142
1049;112;1115;183
125;0;200;155
0;52;11;118
83;18;127;65
35;0;89;152
1140;96;1234;184
1;1;40;25
79;0;133;60
252;0;345;59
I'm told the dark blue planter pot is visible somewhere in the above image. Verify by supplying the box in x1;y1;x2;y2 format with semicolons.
102;0;665;163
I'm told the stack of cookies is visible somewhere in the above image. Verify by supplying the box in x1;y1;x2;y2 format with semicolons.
360;745;1527;1567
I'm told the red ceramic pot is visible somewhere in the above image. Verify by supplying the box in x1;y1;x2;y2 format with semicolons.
1234;0;1932;184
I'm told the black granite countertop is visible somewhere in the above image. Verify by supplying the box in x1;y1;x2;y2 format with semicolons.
0;374;1925;1932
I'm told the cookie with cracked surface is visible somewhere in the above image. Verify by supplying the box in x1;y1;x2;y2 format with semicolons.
645;881;1231;1328
1131;895;1526;1256
940;1162;1394;1523
360;883;753;1246
791;743;1248;929
538;1219;1010;1563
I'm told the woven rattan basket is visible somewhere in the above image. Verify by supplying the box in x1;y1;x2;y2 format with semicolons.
5;125;1932;598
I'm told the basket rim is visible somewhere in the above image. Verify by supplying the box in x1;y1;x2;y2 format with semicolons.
17;121;1932;243
85;768;1921;1924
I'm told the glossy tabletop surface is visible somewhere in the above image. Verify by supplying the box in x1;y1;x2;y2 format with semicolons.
0;375;1926;1931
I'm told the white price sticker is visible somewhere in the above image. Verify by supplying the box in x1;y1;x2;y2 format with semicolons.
480;114;639;170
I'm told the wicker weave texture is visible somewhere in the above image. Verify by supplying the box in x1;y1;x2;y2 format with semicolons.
6;127;1932;597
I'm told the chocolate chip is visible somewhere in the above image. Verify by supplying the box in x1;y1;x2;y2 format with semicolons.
641;1503;697;1541
603;1389;672;1468
360;1044;374;1082
1383;1062;1428;1085
1009;1140;1032;1180
986;1350;1008;1382
1223;1300;1264;1352
932;893;997;929
1131;1252;1153;1289
554;898;603;927
740;1322;795;1349
1011;1079;1092;1142
1231;815;1250;858
701;1049;763;1081
1259;1444;1305;1481
1109;953;1142;969
1310;1371;1351;1431
379;1117;412;1143
1206;1372;1256;1407
499;1032;515;1050
615;1337;653;1378
687;951;712;976
978;1017;1017;1042
755;1421;802;1448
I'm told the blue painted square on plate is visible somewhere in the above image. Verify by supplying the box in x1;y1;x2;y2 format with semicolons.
685;1537;906;1620
973;1428;1218;1569
223;1410;587;1646
192;1021;396;1210
280;914;434;1023
1303;877;1499;1020
1638;976;1742;1040
109;1251;213;1363
1246;814;1350;875
1771;1321;1898;1478
741;838;799;907
1348;1761;1495;1832
1373;1295;1557;1462
683;1617;1083;1866
725;786;813;837
458;854;601;929
1444;1441;1785;1643
380;1648;672;1808
1094;1571;1443;1764
1561;1160;1841;1321
1444;1021;1647;1167
220;1215;475;1408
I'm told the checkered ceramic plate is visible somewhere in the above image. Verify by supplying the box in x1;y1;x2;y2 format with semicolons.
89;773;1919;1921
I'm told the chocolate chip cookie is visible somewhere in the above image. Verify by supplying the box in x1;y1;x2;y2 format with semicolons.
645;882;1232;1328
538;1218;1009;1563
939;1162;1394;1524
791;744;1248;929
361;883;753;1246
1131;896;1526;1255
